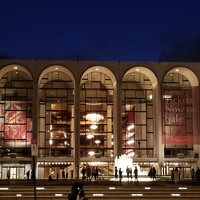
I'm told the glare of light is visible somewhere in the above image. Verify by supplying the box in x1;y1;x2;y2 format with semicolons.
95;140;101;144
109;187;115;190
179;187;187;190
127;139;134;145
175;69;179;72
36;187;45;190
88;151;95;156
49;139;53;145
0;188;9;190
126;132;134;137
171;194;180;196
127;124;134;131
55;194;63;196
90;124;98;130
163;95;171;99
85;113;104;123
135;68;139;71
87;134;94;139
16;194;22;196
93;194;104;196
131;194;143;196
127;151;135;157
14;66;18;69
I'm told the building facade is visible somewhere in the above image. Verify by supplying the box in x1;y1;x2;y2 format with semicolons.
0;59;199;179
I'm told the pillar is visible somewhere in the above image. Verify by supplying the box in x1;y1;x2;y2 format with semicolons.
153;84;164;175
74;81;80;178
113;82;122;158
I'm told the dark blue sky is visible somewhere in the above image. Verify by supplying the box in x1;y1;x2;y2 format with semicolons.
1;0;200;61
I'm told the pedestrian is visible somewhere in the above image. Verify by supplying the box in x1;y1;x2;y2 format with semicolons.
26;170;30;181
114;167;118;181
196;167;200;181
81;166;86;180
95;166;99;180
86;165;91;181
70;170;73;179
134;166;138;182
119;168;123;183
91;167;96;181
129;168;132;180
148;167;153;179
126;166;130;180
174;167;179;185
62;170;65;179
152;167;156;180
7;169;10;181
171;168;174;181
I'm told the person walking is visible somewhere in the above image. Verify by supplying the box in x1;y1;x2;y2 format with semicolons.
174;167;179;185
152;167;156;180
62;170;65;179
196;167;200;181
126;166;130;181
26;170;30;181
114;167;118;181
129;168;132;180
134;166;138;182
7;169;10;181
119;168;123;184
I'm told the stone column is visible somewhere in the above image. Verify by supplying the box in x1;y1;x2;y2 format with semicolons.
32;82;39;178
113;82;122;158
153;84;164;175
74;81;80;179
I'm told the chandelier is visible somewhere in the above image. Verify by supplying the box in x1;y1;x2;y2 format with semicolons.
85;113;104;123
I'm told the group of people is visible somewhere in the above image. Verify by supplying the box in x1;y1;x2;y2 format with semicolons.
81;165;99;181
115;166;139;183
148;167;156;180
191;167;200;181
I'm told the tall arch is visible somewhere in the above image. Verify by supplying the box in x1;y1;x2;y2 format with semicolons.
162;67;199;160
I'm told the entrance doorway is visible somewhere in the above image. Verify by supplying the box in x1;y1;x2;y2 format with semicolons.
2;166;25;179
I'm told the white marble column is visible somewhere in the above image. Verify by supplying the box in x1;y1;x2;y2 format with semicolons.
153;84;164;175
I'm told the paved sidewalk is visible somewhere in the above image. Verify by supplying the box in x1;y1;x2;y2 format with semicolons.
0;177;199;187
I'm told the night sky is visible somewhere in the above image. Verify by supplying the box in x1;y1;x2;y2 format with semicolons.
1;0;200;62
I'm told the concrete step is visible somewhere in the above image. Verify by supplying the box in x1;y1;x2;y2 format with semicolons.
1;182;200;199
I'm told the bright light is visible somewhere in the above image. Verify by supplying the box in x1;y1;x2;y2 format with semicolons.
127;124;134;131
127;139;134;145
126;132;134;137
49;139;53;145
88;151;95;156
127;151;135;157
95;140;101;144
85;113;104;123
90;124;98;129
86;134;94;139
